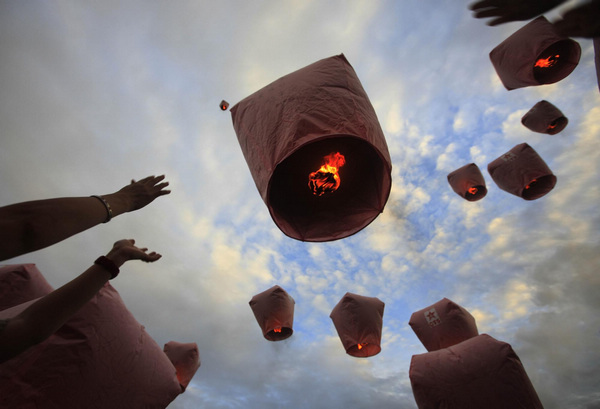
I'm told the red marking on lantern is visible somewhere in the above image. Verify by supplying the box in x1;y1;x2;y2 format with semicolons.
308;152;346;196
535;54;560;68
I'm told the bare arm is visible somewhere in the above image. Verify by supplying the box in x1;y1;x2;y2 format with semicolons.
0;239;161;363
469;0;567;26
0;175;170;261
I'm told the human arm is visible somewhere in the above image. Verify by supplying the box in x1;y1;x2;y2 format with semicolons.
553;0;600;38
0;175;170;261
469;0;567;26
0;239;161;363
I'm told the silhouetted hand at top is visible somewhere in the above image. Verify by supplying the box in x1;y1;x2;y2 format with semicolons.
469;0;567;26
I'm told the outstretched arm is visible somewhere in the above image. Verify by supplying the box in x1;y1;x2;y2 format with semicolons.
0;175;170;261
469;0;567;26
0;239;161;363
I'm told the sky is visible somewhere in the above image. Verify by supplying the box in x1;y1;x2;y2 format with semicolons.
1;1;599;408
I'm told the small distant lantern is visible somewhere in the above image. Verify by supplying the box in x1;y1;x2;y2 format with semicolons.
330;292;385;358
409;298;479;352
594;38;600;93
409;334;544;409
490;16;581;90
249;285;295;341
447;163;487;202
231;54;392;242
163;341;201;392
521;100;568;134
220;100;229;111
487;143;557;200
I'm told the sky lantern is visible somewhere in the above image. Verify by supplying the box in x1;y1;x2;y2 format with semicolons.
594;38;600;92
219;100;229;111
490;16;581;90
249;285;295;341
446;163;487;202
521;100;568;134
409;298;478;352
487;143;557;200
163;341;201;392
230;54;392;242
330;292;385;358
0;264;191;408
409;334;544;409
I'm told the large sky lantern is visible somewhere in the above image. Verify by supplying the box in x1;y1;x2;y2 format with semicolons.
487;143;557;201
408;298;478;352
329;292;385;358
446;163;487;202
249;285;295;341
409;334;545;409
521;100;568;134
489;16;581;90
0;264;193;408
230;54;392;242
163;341;201;392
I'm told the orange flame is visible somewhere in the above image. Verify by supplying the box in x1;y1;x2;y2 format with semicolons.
273;327;282;333
535;54;560;68
525;179;537;190
308;152;346;196
357;343;368;350
467;187;478;195
547;121;558;130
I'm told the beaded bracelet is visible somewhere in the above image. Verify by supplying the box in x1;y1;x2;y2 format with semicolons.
91;195;113;223
94;256;120;279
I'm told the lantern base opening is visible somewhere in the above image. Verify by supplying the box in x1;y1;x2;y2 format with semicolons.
521;174;557;200
265;327;293;341
347;342;381;358
464;185;487;202
532;39;581;85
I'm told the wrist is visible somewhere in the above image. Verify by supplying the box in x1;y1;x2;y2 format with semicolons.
94;256;120;279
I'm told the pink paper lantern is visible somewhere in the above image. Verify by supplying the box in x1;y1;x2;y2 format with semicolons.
409;298;478;352
521;100;568;134
447;163;487;202
487;143;557;200
490;16;581;90
231;54;392;242
330;292;385;358
409;334;544;409
594;38;600;93
163;341;201;392
249;285;295;341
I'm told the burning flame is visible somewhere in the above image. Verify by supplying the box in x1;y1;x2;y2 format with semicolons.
525;179;537;190
273;327;282;333
547;121;558;130
535;54;560;68
467;187;478;195
357;343;368;350
308;152;346;196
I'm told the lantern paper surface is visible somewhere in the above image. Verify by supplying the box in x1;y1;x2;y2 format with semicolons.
490;16;581;90
488;143;557;200
249;285;295;341
409;334;544;409
409;298;478;352
163;341;201;392
0;264;53;310
0;264;185;409
521;100;568;134
447;163;487;201
231;54;392;242
595;37;600;92
330;292;385;358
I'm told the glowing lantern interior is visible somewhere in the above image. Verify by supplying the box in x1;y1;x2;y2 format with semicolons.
468;187;478;195
535;54;559;68
532;39;581;85
273;327;282;333
308;152;346;196
357;343;368;350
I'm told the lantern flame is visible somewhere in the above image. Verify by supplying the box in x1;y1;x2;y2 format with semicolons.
308;152;346;196
535;54;560;68
525;179;537;190
357;343;368;350
273;327;282;333
547;121;558;130
467;187;478;195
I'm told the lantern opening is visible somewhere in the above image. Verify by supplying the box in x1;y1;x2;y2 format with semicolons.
273;327;282;333
308;152;346;196
521;175;556;200
267;326;293;340
464;185;487;201
533;40;581;85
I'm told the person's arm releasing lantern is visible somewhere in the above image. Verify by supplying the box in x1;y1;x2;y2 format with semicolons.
0;175;170;261
0;239;161;363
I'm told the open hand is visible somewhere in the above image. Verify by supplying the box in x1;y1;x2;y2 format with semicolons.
469;0;566;26
105;239;162;267
115;175;171;212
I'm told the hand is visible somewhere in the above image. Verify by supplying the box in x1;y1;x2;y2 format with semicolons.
113;175;171;213
469;0;566;26
553;1;600;38
105;239;162;267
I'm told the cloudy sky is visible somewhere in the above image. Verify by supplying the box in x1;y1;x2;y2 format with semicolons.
1;1;599;408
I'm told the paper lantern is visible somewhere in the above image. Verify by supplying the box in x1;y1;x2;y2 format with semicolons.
249;285;295;341
594;38;600;93
220;100;229;111
330;292;385;358
409;334;544;409
521;100;568;134
163;341;201;392
447;163;487;202
231;54;392;242
0;264;53;310
0;265;187;409
490;16;581;90
409;298;478;352
488;143;557;200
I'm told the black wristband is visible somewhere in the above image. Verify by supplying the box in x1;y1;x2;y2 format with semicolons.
94;256;120;279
